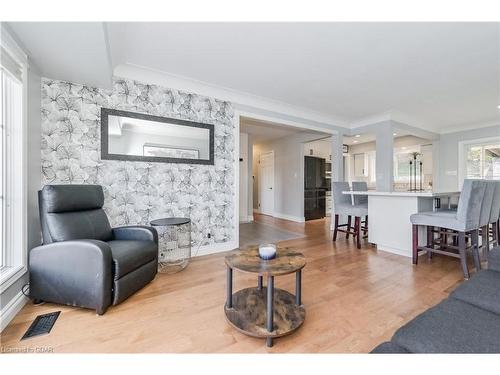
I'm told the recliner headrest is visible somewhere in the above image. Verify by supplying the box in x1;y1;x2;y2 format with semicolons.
40;185;105;213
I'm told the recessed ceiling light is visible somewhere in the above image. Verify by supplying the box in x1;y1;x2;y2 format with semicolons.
353;140;358;143
355;134;361;138
497;104;500;109
393;133;397;136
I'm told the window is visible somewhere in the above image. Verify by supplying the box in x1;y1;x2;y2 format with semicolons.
393;146;421;183
465;143;500;180
0;34;27;286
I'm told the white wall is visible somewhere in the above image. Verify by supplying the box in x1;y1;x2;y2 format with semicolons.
254;132;326;222
303;138;331;159
438;124;500;191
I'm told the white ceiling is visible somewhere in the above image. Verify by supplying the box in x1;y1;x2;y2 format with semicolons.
240;117;327;144
343;128;412;145
343;133;376;146
7;22;112;88
6;22;500;133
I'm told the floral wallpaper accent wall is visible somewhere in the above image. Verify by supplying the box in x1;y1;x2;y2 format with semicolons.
41;78;235;246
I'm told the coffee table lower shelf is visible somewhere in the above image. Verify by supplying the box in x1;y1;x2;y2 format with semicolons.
224;287;305;342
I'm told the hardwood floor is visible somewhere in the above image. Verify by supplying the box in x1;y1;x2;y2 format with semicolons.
0;214;467;353
239;220;305;248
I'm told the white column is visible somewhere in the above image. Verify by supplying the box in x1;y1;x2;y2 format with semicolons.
375;121;394;192
331;133;345;230
331;133;344;182
431;140;440;192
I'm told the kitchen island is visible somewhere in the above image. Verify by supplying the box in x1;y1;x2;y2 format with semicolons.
342;190;460;258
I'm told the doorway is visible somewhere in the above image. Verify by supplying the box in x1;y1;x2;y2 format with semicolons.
259;151;275;216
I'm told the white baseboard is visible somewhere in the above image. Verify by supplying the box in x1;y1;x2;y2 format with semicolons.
272;212;305;223
1;290;28;332
375;245;412;258
239;215;254;223
192;240;238;257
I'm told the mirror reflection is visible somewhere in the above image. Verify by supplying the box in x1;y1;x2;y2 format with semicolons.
101;109;214;164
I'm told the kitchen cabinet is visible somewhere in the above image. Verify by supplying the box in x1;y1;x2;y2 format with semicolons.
420;145;433;175
354;153;368;177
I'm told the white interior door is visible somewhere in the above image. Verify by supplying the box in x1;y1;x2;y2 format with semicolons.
259;151;274;216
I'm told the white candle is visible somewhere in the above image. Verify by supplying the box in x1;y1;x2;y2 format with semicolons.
259;244;277;260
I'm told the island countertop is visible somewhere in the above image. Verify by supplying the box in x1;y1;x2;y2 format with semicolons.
336;189;460;258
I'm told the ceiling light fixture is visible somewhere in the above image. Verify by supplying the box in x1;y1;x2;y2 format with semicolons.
393;133;397;136
353;140;358;144
497;104;500;109
355;134;361;138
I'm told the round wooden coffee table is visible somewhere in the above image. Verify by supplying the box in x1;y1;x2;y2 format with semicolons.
224;246;306;347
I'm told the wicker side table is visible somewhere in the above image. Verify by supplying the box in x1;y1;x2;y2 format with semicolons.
150;217;191;274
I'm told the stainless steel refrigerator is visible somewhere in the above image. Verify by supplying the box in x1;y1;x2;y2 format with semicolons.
304;156;327;220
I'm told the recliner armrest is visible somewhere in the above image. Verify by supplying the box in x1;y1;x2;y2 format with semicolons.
29;240;113;314
488;246;500;272
112;225;158;244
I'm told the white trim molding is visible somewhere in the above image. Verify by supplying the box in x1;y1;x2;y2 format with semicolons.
114;63;348;131
0;25;29;291
233;111;241;250
0;266;27;293
237;109;340;136
194;240;238;258
375;245;412;258
239;215;254;223
272;212;306;223
440;120;500;135
251;209;305;223
0;290;28;332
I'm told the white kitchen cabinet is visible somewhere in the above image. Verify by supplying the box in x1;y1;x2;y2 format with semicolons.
420;145;433;175
354;153;367;177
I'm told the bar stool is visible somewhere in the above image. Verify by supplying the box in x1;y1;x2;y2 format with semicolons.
332;182;368;249
410;179;487;279
437;181;497;258
352;181;368;237
484;180;500;255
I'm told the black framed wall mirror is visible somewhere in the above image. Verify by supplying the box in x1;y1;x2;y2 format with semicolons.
101;108;215;165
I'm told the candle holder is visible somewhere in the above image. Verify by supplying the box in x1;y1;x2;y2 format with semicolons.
408;152;424;192
258;244;277;260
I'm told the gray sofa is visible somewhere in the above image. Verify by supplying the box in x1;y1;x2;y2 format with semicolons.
371;246;500;353
30;185;158;315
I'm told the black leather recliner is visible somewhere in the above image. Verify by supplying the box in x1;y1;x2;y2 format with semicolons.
30;184;158;315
